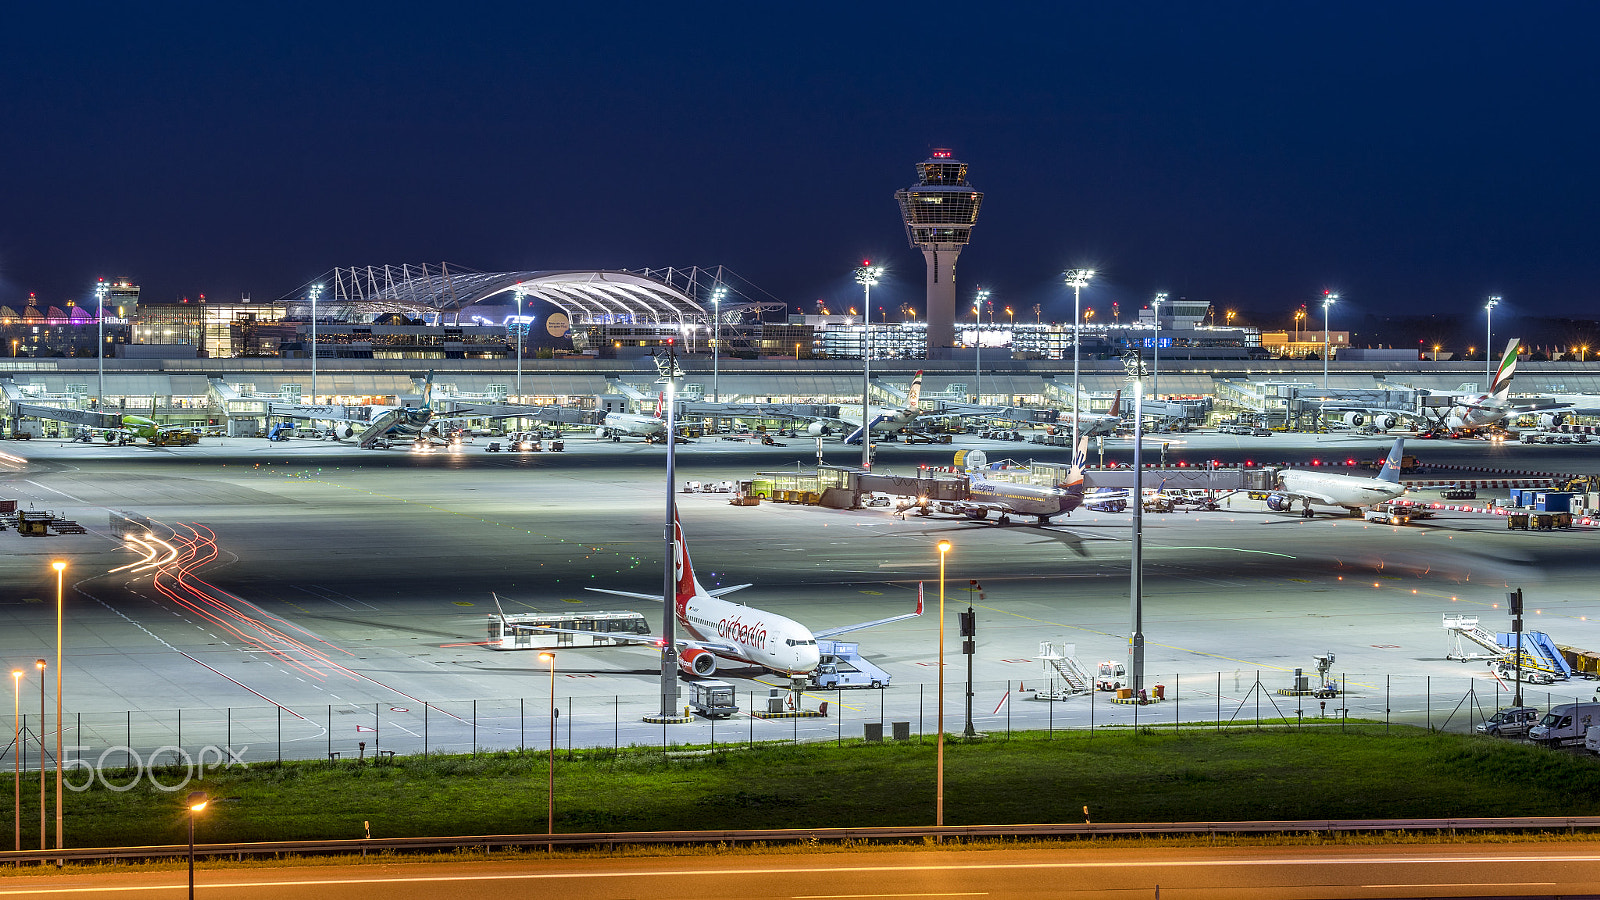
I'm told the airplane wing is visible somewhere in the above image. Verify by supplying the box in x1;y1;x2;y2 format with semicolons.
1279;488;1342;506
813;584;924;640
585;584;750;600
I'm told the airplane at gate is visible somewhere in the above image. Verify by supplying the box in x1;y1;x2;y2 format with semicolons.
493;514;922;677
1268;437;1408;516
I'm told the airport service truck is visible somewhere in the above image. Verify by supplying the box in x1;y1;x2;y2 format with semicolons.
1528;701;1600;747
808;641;890;689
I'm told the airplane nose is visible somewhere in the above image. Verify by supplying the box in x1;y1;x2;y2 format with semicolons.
799;644;821;673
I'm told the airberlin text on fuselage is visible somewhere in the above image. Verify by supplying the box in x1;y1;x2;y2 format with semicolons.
716;615;768;650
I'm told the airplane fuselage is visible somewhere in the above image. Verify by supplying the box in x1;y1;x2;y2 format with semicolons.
966;477;1080;521
680;593;820;675
1278;470;1406;510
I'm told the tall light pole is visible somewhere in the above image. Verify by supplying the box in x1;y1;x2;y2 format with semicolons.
93;280;107;408
710;286;727;404
1322;292;1338;390
513;286;524;403
1124;353;1149;697
1151;292;1167;403
539;651;556;847
854;263;884;470
936;539;951;830
51;560;64;857
1064;269;1095;451
12;668;20;854
308;284;324;406
186;791;207;900
34;659;43;852
1486;296;1501;387
973;289;990;404
650;346;685;725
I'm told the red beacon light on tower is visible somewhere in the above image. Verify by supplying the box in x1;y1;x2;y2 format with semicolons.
931;149;952;158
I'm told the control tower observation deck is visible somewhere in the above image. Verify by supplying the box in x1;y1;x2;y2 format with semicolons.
894;150;983;355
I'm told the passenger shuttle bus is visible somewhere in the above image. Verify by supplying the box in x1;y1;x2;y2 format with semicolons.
487;610;652;650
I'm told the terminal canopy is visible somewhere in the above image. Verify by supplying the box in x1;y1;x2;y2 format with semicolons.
289;265;717;326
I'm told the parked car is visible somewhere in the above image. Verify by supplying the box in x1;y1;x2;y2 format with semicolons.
1476;706;1540;738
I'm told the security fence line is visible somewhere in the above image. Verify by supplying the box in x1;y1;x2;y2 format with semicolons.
0;672;1593;780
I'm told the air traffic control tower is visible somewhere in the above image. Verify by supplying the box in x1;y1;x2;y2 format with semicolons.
894;150;983;355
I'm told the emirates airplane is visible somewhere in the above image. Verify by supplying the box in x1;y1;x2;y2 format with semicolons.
495;514;922;677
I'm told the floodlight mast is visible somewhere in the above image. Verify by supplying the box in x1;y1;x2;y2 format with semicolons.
1151;292;1167;404
974;289;991;403
308;284;325;406
855;263;884;470
1486;296;1501;386
710;285;727;404
1323;292;1338;389
94;280;107;407
655;345;685;723
1064;269;1095;451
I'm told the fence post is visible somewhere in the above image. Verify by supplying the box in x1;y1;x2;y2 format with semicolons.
1216;672;1221;732
919;684;924;743
1386;675;1390;735
520;698;525;752
327;705;332;760
836;689;841;746
1175;674;1180;733
178;708;182;753
1341;674;1347;731
1090;677;1095;736
424;703;429;757
276;706;282;764
567;697;572;760
227;708;231;759
1255;671;1261;729
1048;677;1053;739
1427;676;1431;732
472;700;478;756
374;703;380;752
127;711;132;768
749;692;754;748
617;696;621;750
1007;680;1012;739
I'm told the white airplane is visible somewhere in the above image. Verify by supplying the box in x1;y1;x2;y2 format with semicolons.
830;371;925;443
1054;390;1123;438
909;445;1086;525
494;513;923;677
594;410;668;441
1267;437;1408;517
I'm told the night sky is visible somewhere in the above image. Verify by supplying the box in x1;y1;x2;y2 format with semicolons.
3;3;1597;332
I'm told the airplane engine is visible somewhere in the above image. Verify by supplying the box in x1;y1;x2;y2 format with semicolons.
1343;412;1365;427
1445;415;1467;430
334;424;355;440
807;421;833;437
1373;414;1398;431
1265;493;1295;512
594;426;609;439
1540;413;1565;430
678;647;717;677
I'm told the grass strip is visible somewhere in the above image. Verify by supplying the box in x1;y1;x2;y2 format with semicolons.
6;724;1599;848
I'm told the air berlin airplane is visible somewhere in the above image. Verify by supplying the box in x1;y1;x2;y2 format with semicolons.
499;513;922;678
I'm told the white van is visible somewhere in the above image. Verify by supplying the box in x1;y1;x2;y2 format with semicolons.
1586;725;1600;755
1527;702;1600;747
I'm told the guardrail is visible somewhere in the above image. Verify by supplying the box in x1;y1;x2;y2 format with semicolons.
4;816;1600;865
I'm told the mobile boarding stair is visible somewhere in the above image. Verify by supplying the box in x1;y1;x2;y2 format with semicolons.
1442;614;1570;685
1031;642;1095;700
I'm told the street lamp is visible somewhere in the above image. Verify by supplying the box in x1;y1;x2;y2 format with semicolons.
1486;296;1501;387
1322;292;1338;390
308;284;325;406
854;262;884;471
34;659;43;853
935;539;951;830
1151;293;1167;403
710;286;727;404
186;791;207;900
1064;269;1095;450
1583;346;1590;363
51;560;64;858
974;289;990;404
11;669;20;854
93;280;107;408
1434;345;1441;363
539;651;556;847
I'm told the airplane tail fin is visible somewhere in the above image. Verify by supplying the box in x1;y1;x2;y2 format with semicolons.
671;510;701;616
907;371;923;409
1490;339;1520;400
421;371;435;411
1375;437;1406;484
916;582;924;617
1108;389;1122;418
656;392;665;418
1057;437;1089;510
954;449;988;473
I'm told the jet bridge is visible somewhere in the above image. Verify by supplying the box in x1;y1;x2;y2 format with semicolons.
1025;464;1281;493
